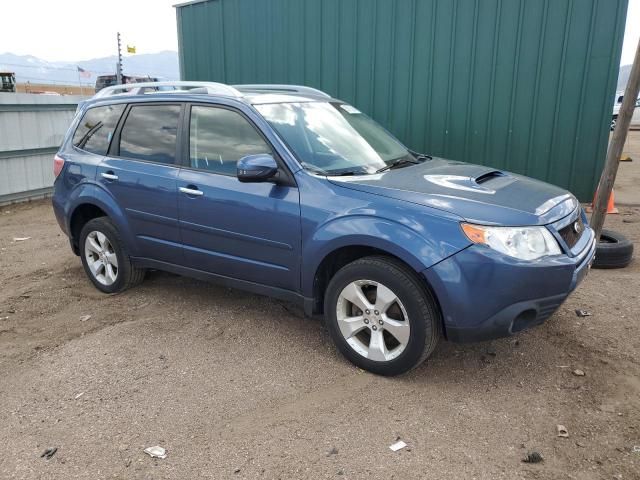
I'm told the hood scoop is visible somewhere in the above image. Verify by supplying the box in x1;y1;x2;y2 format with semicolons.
423;170;513;195
475;170;505;184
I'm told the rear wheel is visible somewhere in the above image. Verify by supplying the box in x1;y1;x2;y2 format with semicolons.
79;217;145;293
324;256;440;376
611;115;617;131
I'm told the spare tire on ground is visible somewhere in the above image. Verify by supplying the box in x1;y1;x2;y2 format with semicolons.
592;229;634;269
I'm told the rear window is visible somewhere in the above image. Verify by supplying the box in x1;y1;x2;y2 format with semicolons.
73;104;125;155
118;105;180;164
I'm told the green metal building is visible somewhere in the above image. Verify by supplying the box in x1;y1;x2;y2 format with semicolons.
176;0;628;200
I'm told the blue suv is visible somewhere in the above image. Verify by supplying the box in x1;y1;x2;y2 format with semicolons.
52;82;596;376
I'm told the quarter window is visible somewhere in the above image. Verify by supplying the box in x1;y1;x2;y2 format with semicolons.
189;106;271;175
119;105;180;164
73;104;125;155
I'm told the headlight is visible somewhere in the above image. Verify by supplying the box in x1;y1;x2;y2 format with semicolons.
461;223;562;260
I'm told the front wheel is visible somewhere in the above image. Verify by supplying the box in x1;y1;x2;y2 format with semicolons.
611;115;617;131
324;256;440;376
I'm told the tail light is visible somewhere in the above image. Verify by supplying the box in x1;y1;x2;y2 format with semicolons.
53;154;65;178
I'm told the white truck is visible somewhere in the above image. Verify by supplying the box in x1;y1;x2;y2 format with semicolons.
611;91;640;130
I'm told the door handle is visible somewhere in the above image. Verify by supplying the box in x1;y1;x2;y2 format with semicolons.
101;172;118;181
179;186;204;196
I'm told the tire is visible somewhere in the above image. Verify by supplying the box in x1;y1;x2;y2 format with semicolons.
611;116;617;131
324;256;440;376
79;217;145;293
592;229;634;269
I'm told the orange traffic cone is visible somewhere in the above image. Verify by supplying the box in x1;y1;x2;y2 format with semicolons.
586;189;618;214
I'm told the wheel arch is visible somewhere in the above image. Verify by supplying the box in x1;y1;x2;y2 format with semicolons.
69;204;108;254
66;184;134;255
307;242;444;321
302;214;466;303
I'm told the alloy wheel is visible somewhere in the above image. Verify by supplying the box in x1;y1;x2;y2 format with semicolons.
336;280;410;362
84;231;119;286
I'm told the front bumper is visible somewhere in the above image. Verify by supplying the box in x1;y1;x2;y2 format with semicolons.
424;227;596;343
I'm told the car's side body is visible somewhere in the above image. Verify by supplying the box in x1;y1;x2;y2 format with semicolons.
53;93;469;307
53;84;596;357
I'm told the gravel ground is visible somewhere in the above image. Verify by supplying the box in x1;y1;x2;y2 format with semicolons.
1;173;639;479
617;129;640;207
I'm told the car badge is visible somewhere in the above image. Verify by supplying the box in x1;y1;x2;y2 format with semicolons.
573;221;582;234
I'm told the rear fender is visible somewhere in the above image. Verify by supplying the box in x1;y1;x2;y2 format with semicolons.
65;182;137;255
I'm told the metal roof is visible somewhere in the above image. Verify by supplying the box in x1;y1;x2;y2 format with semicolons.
173;0;210;8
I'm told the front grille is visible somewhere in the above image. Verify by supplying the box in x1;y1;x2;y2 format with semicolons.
558;215;585;249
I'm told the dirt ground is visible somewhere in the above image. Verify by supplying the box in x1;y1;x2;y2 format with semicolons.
15;83;91;96
618;129;640;207
1;144;639;479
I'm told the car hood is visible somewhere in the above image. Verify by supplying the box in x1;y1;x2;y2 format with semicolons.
328;158;578;225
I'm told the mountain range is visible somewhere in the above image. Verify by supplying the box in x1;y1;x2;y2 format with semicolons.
0;51;179;86
0;51;633;92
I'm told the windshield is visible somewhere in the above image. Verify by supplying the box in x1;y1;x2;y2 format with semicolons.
255;102;414;175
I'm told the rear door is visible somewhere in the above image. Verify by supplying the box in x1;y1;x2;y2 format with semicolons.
98;102;183;264
177;103;301;291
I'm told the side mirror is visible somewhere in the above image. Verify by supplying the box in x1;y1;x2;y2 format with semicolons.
237;154;279;183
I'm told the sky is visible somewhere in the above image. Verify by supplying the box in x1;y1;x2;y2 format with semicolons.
4;0;180;61
2;0;640;65
621;0;640;65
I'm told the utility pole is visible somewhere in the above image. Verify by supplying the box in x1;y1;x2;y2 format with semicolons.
116;32;123;85
76;69;84;96
590;37;640;239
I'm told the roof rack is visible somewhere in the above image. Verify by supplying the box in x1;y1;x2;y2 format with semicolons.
233;84;331;98
93;81;243;99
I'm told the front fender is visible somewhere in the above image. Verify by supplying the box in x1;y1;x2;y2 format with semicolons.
301;215;469;296
64;182;138;255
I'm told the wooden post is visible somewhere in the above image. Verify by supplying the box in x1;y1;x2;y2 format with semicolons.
590;38;640;239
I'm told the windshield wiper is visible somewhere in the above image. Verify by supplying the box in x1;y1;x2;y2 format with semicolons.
303;163;363;177
326;170;360;177
375;157;420;173
408;150;432;162
301;163;330;175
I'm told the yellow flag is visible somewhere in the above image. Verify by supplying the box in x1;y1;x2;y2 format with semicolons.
127;45;136;54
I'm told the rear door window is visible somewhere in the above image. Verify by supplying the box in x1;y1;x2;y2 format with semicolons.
118;104;181;164
73;104;125;155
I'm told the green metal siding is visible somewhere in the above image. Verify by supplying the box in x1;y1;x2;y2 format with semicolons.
176;0;628;200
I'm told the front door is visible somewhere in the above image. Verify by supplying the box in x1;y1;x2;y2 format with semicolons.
177;104;301;291
99;103;183;263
